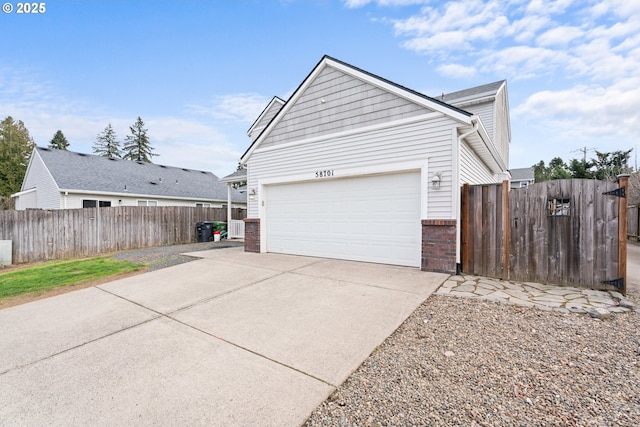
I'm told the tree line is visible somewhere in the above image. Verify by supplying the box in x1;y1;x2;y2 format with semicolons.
0;116;156;209
532;149;634;183
48;117;156;162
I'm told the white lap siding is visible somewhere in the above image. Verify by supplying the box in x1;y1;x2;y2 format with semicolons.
459;139;500;185
246;114;459;219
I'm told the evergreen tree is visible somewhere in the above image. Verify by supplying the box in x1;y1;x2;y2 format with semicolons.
532;157;571;182
592;149;633;182
0;116;35;209
93;123;121;157
123;117;156;162
48;130;69;150
533;149;634;183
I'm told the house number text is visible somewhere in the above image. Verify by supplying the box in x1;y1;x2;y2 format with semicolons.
315;169;334;178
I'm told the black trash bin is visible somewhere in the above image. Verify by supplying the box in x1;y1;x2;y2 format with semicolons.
196;221;214;242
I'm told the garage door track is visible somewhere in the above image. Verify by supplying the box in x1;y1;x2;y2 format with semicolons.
0;247;447;426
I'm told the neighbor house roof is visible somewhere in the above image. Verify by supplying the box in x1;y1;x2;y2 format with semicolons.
510;167;535;181
220;169;247;184
30;146;245;202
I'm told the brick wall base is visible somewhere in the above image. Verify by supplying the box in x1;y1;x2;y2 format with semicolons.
244;218;260;253
422;219;457;274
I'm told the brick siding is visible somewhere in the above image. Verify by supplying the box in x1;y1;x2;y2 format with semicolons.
244;218;260;253
421;219;457;274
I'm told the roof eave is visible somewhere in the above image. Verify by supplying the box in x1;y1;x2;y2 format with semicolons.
462;117;507;174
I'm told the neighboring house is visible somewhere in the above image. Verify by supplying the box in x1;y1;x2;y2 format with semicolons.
239;55;510;273
12;146;246;210
509;167;535;189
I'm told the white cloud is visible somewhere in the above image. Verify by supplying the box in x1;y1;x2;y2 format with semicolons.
509;14;551;43
536;25;584;47
437;63;477;78
477;45;568;79
525;0;576;15
0;66;253;175
343;0;429;8
188;93;270;123
403;31;470;52
514;77;640;138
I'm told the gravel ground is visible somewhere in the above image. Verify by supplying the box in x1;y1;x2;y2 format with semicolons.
305;295;640;426
111;240;243;271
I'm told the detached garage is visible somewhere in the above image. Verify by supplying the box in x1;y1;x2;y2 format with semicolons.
241;56;510;273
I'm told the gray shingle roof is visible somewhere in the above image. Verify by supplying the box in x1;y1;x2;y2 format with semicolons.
36;146;245;202
437;80;506;104
510;167;535;181
220;169;247;183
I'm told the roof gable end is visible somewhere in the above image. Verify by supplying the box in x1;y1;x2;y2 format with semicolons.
242;55;473;161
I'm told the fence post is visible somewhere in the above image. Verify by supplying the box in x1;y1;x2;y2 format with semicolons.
618;174;629;294
502;180;510;280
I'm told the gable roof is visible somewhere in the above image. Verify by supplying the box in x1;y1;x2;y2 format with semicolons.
241;55;475;162
247;96;285;140
510;167;535;181
437;80;506;105
30;146;244;202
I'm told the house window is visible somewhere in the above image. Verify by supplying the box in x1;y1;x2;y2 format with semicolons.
138;200;158;206
82;200;111;208
196;203;211;207
520;181;529;188
548;198;571;216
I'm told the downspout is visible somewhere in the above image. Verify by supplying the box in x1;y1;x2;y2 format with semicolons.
455;118;479;270
458;118;479;146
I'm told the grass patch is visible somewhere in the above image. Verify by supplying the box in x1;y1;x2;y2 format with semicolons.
0;257;145;300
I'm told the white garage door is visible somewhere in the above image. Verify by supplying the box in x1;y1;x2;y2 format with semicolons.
266;172;422;267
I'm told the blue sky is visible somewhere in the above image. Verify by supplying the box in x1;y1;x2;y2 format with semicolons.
1;0;638;176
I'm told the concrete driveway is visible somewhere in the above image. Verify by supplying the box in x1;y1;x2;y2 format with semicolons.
0;247;448;426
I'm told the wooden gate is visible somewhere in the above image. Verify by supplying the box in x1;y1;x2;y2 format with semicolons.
461;177;629;293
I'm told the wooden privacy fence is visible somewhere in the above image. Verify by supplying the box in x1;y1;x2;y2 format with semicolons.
0;206;246;264
461;177;629;293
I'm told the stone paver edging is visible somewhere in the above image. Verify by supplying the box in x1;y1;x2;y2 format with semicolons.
437;274;635;319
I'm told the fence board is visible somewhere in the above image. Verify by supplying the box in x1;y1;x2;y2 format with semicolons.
0;206;246;264
462;178;627;293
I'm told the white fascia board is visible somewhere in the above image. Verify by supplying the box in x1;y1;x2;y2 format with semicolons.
448;92;497;106
252;112;445;156
246;96;285;136
10;187;37;198
220;175;247;184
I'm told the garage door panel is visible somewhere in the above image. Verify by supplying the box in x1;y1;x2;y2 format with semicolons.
266;172;421;267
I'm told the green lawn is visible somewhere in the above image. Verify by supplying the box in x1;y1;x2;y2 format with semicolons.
0;257;145;300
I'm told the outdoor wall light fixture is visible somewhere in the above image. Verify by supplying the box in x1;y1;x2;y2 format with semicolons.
432;172;442;189
249;188;257;200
